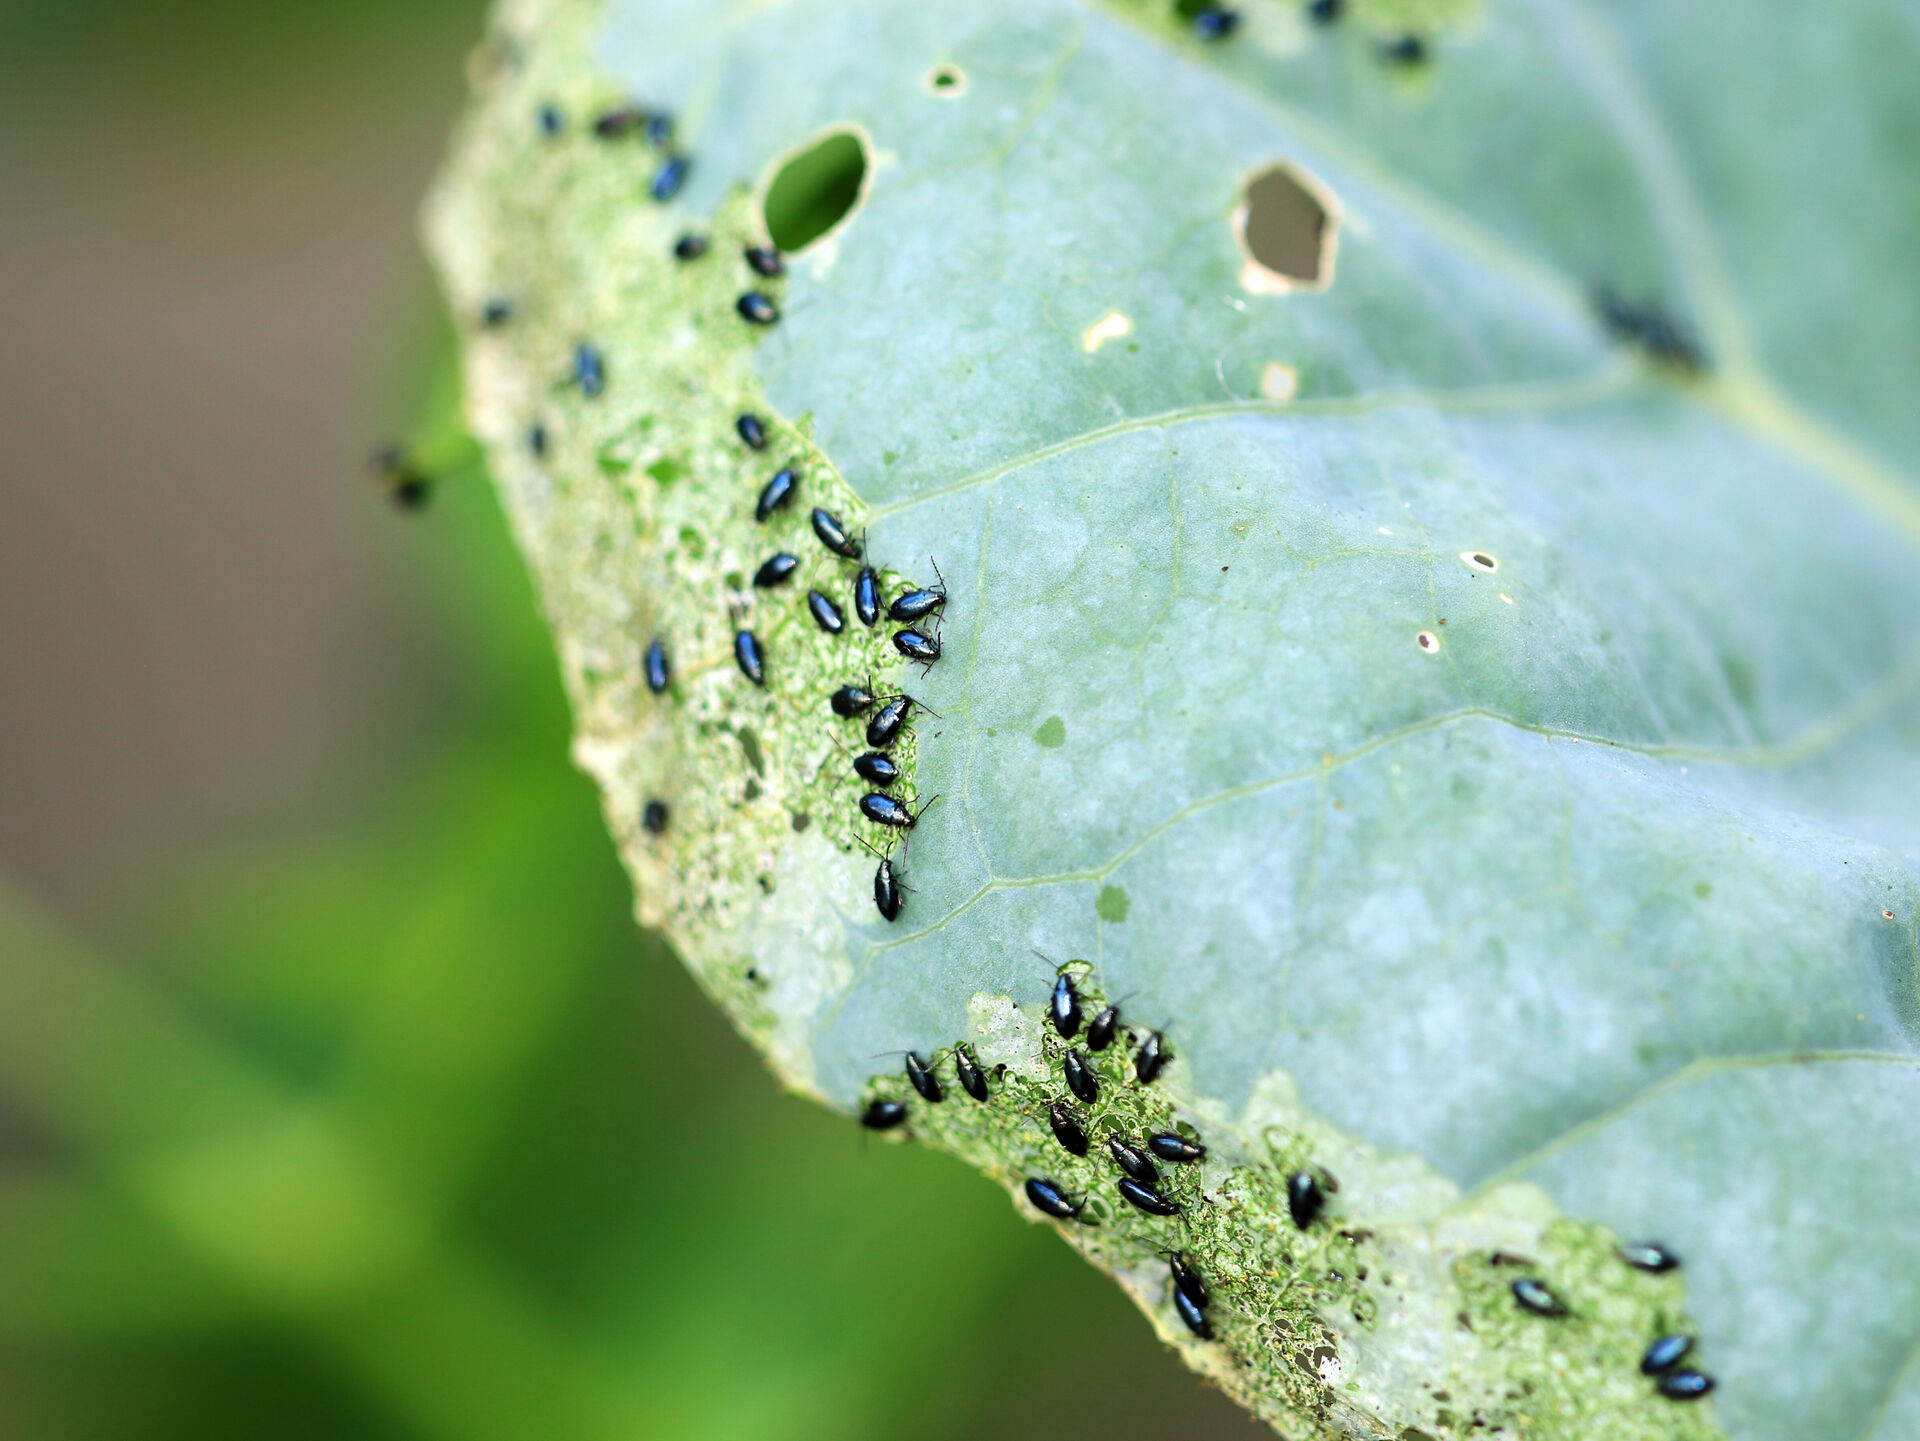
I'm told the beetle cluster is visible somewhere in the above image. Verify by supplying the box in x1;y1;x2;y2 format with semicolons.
586;97;688;201
1505;1241;1715;1403
635;391;945;865
857;970;1355;1349
830;674;939;919
669;192;780;322
1287;0;1431;67
570;186;947;874
562;92;784;333
732;366;950;906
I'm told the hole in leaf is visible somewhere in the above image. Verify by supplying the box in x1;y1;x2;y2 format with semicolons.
925;64;966;95
1460;550;1498;573
1260;362;1298;400
763;129;869;253
1236;163;1340;293
1082;311;1132;353
1416;630;1441;653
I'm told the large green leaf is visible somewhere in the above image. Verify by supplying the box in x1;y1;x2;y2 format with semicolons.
425;0;1920;1436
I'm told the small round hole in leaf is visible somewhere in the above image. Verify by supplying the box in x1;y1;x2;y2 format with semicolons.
925;64;967;95
1237;163;1340;293
763;128;870;253
1260;362;1299;400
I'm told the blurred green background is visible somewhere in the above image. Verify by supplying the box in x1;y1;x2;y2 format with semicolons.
0;2;1263;1436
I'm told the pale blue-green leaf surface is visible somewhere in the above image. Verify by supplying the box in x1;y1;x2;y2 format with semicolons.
446;0;1920;1435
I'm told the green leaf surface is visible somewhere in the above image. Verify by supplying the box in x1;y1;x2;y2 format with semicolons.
426;0;1920;1436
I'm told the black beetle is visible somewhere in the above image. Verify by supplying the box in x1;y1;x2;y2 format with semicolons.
808;590;847;634
861;1099;907;1130
832;683;877;718
537;103;564;137
873;853;903;921
1287;1170;1323;1230
673;231;709;261
1641;1334;1694;1376
860;793;933;830
1173;1286;1213;1339
856;833;906;922
481;297;515;327
1657;1371;1714;1401
1168;1251;1209;1308
811;507;862;559
737;292;779;325
1048;1102;1089;1157
736;413;769;449
528;422;548;457
735;630;766;686
1192;7;1239;39
1136;1031;1171;1083
644;636;670;693
1619;1240;1681;1273
1086;1004;1121;1052
744;244;784;278
387;470;431;511
375;451;430;511
755;467;797;522
1147;1131;1205;1163
645;111;673;146
1050;972;1083;1038
642;800;669;835
1510;1278;1566;1317
854;568;881;626
894;630;940;662
1378;34;1427;64
1025;1177;1082;1219
592;104;646;137
904;1052;943;1103
1107;1135;1159;1186
854;752;899;787
1591;286;1705;372
1117;1177;1180;1216
1308;0;1341;22
953;1043;989;1102
1594;283;1640;339
650;155;689;201
574;342;605;397
754;552;799;588
1063;1050;1099;1105
1637;313;1705;371
866;694;916;748
889;561;947;621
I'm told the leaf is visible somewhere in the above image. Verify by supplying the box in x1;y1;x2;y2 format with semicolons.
426;1;1920;1436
